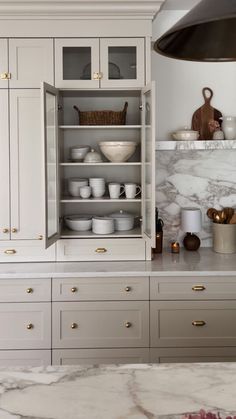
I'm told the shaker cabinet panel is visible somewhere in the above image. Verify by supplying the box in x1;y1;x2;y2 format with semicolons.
0;90;10;240
9;39;54;88
0;278;51;302
10;89;44;241
0;39;8;88
0;350;51;366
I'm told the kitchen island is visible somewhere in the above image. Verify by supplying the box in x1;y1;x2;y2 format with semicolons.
0;363;235;418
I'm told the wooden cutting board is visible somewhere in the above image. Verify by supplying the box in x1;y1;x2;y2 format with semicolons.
192;87;222;140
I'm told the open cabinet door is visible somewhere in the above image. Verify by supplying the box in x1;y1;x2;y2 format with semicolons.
141;82;156;248
41;82;60;249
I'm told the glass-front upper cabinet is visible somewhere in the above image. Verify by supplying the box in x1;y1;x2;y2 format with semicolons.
55;38;145;89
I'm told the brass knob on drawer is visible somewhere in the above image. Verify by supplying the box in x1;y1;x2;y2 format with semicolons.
192;320;206;327
192;285;206;292
11;228;17;233
95;248;107;253
125;321;132;328
71;323;78;329
4;249;16;255
26;288;33;294
71;287;77;293
27;323;34;330
38;235;43;240
0;72;11;80
125;286;131;292
2;228;9;233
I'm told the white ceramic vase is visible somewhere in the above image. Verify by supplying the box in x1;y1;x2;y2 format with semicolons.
221;116;236;140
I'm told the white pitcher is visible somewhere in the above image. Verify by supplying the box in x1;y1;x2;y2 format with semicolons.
221;116;236;140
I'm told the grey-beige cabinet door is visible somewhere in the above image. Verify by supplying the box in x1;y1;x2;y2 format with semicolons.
0;90;10;240
10;89;44;240
9;39;54;88
0;350;51;366
0;39;8;88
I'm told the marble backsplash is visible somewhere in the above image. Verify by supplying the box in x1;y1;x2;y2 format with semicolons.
156;149;236;247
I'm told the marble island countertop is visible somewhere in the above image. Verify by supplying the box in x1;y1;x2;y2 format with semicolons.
0;248;235;278
0;363;235;419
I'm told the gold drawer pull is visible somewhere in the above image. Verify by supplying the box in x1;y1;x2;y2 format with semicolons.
125;321;132;328
27;323;34;330
26;288;33;294
192;285;206;292
71;322;78;329
192;320;206;327
11;228;17;233
2;228;9;233
71;287;77;293
0;72;11;80
95;247;107;253
125;286;131;292
4;249;16;255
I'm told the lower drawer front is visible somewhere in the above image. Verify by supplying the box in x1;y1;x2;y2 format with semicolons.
0;278;51;302
53;301;149;348
52;348;150;365
0;303;51;349
151;301;236;347
56;239;146;261
0;350;51;366
150;347;236;363
0;241;55;262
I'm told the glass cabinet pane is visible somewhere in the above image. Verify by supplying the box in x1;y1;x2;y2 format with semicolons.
63;47;92;80
108;47;136;80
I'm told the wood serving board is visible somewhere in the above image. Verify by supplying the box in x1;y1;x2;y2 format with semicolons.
191;87;222;140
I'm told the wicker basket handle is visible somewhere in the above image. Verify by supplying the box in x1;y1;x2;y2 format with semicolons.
123;102;128;112
73;105;80;115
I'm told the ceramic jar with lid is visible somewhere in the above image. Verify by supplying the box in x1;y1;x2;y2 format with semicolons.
109;210;135;231
84;148;103;163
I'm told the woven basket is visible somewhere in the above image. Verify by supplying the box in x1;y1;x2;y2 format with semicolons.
73;102;128;125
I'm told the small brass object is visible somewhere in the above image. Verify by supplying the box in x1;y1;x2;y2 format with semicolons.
2;228;9;233
71;287;77;293
0;72;11;80
38;235;43;240
192;320;206;327
4;249;16;255
11;228;17;233
125;321;132;328
95;248;107;253
26;288;33;294
71;323;78;329
93;72;100;80
125;286;131;292
192;285;206;291
27;323;33;330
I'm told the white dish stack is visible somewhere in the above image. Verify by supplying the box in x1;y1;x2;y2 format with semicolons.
89;178;105;198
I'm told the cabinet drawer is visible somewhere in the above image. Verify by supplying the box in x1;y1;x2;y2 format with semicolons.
0;303;51;350
150;347;236;363
0;241;55;262
53;301;149;348
150;276;236;300
0;278;51;302
150;301;236;348
56;239;146;261
52;277;149;301
0;350;51;366
52;348;149;365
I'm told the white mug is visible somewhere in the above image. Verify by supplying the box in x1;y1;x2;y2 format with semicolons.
108;183;125;199
124;183;141;199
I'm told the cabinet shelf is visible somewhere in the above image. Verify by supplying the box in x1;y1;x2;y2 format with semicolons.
60;227;142;239
60;196;141;203
60;162;141;166
59;125;142;130
156;140;236;151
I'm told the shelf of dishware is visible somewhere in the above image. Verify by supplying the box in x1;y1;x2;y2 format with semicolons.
155;139;236;151
60;196;142;203
60;162;141;166
59;125;142;130
60;227;142;239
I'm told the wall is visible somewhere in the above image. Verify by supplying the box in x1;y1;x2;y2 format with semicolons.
152;10;236;247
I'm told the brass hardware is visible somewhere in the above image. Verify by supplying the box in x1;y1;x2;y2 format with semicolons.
192;285;206;292
27;323;34;330
38;235;43;240
98;72;103;80
11;228;17;233
4;249;16;255
26;288;33;294
125;286;131;292
57;104;63;111
2;228;9;233
139;105;143;110
71;322;78;329
93;72;103;80
192;320;206;327
71;287;77;293
0;72;11;80
95;247;107;253
125;321;132;328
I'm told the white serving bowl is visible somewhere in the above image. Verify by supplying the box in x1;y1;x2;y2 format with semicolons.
64;215;92;231
171;130;199;141
99;141;137;163
92;217;115;234
70;145;90;161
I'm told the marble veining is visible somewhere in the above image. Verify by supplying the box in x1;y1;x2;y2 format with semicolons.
156;150;236;247
0;363;235;418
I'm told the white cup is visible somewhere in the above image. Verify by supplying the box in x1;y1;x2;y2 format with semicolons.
124;183;141;199
108;183;125;199
91;186;105;198
80;186;92;199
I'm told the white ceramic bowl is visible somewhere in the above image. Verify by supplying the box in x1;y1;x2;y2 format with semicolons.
68;178;88;197
70;146;90;161
64;215;92;231
99;141;137;163
171;130;199;141
92;217;115;234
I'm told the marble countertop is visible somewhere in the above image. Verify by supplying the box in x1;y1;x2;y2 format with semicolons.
0;248;235;278
0;363;235;418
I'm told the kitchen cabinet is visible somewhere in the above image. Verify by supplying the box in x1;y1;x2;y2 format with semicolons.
55;38;145;89
0;350;51;367
0;90;10;240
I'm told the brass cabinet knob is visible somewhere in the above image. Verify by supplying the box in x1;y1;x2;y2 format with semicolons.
192;285;206;292
95;248;107;253
26;288;33;294
0;72;11;80
11;228;17;233
2;228;9;233
71;287;77;293
38;235;43;240
125;286;131;292
4;249;16;255
27;323;34;330
71;322;78;329
93;72;103;80
125;321;132;328
192;320;206;327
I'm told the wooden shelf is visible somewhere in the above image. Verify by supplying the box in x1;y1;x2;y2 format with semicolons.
60;196;142;203
59;125;141;129
60;227;142;239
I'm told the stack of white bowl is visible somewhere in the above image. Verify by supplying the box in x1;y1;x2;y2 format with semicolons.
92;217;114;234
68;178;88;197
89;178;105;198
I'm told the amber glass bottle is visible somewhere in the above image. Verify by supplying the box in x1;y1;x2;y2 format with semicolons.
153;208;164;254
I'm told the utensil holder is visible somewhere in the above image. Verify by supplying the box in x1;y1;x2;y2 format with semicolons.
213;223;236;254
